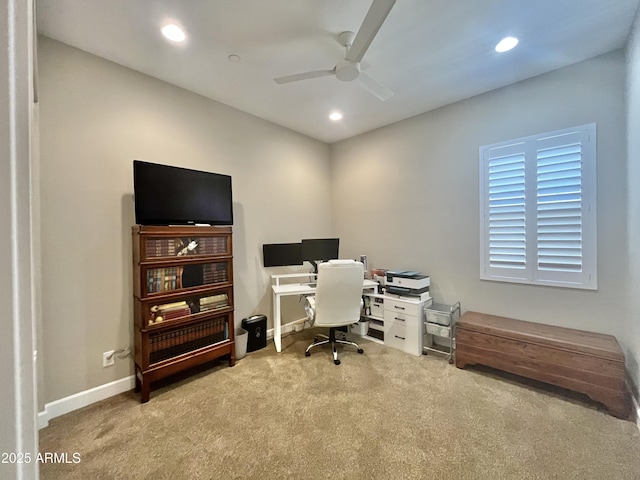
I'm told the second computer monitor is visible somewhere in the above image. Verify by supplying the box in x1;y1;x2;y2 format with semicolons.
301;238;340;268
262;243;302;267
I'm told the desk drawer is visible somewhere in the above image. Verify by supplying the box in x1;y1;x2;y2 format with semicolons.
385;322;420;356
370;297;384;318
386;310;419;328
384;298;421;317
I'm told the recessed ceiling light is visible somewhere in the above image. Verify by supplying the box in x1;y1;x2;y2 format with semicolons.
329;112;343;121
161;24;186;43
495;36;518;53
228;54;241;63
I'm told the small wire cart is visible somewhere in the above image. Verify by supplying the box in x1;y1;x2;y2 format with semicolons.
423;301;460;364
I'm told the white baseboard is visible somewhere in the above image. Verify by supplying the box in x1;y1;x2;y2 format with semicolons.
38;375;135;430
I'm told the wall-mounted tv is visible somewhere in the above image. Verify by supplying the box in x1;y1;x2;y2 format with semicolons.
133;160;233;226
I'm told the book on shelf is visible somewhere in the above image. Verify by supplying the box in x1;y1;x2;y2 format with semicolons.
199;293;229;311
149;301;191;325
147;238;177;257
200;305;227;312
160;304;189;313
160;308;190;320
199;294;228;304
153;300;188;310
147;266;181;293
199;237;227;255
202;264;228;284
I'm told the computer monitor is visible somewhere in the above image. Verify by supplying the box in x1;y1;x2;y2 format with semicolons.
301;238;340;273
262;243;303;267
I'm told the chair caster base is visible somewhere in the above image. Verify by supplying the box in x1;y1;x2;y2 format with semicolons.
305;328;362;365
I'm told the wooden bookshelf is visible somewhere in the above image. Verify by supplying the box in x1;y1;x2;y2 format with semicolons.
132;225;235;403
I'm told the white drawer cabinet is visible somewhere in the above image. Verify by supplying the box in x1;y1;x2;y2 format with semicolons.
383;296;426;356
361;293;429;356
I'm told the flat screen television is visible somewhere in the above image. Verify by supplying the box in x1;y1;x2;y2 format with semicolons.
133;160;233;225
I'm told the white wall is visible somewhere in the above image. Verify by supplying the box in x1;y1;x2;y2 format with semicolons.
38;38;332;403
332;51;629;337
625;7;640;397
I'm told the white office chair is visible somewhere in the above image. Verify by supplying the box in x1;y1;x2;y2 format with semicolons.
304;260;365;365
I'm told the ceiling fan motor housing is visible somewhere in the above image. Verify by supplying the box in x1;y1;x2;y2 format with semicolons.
273;2;395;99
335;60;360;81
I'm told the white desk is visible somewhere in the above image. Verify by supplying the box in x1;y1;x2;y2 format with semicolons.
271;273;378;352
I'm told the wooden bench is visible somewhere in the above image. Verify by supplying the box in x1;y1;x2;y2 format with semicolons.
455;311;629;418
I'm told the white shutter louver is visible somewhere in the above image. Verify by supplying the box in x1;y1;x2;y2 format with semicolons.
488;151;526;270
536;135;583;273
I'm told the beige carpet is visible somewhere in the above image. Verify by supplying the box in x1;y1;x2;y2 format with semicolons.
40;329;640;479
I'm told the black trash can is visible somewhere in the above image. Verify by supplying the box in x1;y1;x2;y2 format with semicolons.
242;315;267;352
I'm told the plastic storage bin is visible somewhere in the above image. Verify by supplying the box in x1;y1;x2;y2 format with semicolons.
349;320;369;336
242;315;267;352
425;303;459;326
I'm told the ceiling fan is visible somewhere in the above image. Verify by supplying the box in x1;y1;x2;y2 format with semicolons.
274;0;396;101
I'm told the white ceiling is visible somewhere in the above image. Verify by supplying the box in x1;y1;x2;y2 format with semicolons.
36;0;639;143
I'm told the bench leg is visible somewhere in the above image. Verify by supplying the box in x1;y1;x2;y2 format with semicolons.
455;353;474;369
587;391;630;419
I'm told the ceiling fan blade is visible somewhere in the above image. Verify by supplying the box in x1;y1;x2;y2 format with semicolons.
345;0;396;63
274;69;335;84
358;71;393;101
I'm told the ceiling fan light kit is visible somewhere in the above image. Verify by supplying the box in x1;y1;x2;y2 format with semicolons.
274;0;396;101
335;58;360;82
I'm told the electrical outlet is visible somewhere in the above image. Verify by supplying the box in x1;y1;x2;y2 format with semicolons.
103;350;115;367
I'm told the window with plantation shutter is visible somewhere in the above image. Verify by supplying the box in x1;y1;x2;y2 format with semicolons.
479;124;597;290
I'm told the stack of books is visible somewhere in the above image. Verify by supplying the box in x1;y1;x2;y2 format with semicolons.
147;266;182;293
199;294;229;312
198;236;227;255
146;238;178;258
203;263;228;284
149;317;229;362
149;301;191;325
